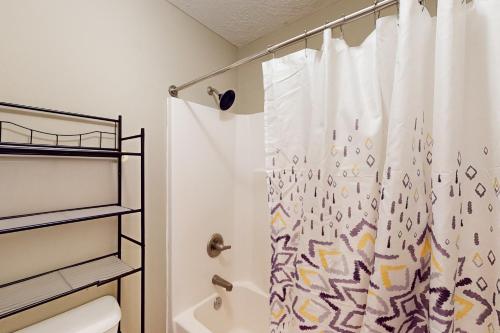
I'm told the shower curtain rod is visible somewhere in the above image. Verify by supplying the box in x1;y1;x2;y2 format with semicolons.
169;0;398;97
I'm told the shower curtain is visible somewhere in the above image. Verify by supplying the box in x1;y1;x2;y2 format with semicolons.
264;1;500;332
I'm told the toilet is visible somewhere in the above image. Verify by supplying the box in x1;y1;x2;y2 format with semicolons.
15;296;121;333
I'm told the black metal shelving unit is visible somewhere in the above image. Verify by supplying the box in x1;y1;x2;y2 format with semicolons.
0;102;145;333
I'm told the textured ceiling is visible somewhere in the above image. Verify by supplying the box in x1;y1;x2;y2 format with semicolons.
168;0;336;46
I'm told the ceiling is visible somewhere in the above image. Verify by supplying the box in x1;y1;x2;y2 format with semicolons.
168;0;335;47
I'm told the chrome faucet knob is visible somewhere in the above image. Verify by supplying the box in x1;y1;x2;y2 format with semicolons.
214;243;232;251
207;233;231;258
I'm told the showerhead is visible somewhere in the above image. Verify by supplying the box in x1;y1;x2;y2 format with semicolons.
207;86;236;111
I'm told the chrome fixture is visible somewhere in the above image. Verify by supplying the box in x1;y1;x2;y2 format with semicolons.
213;296;222;310
212;275;233;292
207;86;236;111
207;233;231;258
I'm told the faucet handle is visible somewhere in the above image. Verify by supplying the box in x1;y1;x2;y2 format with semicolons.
215;243;232;251
207;233;231;258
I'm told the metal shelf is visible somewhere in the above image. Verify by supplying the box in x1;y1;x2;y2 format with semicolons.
0;255;139;319
0;205;140;234
0;144;140;158
0;102;145;332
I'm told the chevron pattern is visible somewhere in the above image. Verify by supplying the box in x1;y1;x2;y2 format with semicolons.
267;114;499;333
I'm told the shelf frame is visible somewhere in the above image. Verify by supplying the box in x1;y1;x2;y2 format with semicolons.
0;144;141;158
0;102;146;333
0;253;141;319
0;204;141;234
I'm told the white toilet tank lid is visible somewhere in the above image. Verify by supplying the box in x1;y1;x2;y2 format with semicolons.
15;296;121;333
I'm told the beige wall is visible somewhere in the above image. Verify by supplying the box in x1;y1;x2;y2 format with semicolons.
236;0;437;115
0;0;237;332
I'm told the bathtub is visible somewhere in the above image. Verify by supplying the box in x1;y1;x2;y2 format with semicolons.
174;282;268;333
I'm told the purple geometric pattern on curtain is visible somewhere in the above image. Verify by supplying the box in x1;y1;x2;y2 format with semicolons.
263;1;500;332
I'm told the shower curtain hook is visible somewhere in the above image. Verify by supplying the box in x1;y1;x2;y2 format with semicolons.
267;44;275;59
419;0;426;12
304;29;308;58
373;0;379;28
325;20;331;42
340;15;346;39
396;1;400;26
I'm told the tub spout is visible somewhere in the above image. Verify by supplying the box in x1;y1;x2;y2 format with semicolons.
212;274;233;292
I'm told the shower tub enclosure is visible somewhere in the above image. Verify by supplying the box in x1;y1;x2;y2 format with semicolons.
175;282;267;333
166;98;268;333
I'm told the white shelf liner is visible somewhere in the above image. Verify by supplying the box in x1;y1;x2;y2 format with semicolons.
60;256;134;289
0;273;70;316
0;205;133;232
0;256;135;318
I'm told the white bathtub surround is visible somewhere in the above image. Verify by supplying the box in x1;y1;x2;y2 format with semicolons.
174;282;267;333
167;98;267;332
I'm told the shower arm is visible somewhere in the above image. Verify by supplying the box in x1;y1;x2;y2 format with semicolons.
169;0;398;97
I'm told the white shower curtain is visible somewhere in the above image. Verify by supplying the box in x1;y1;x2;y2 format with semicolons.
263;1;500;332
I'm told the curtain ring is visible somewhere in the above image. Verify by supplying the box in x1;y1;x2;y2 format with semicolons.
396;1;400;26
304;29;308;58
419;0;426;12
373;0;378;28
340;15;345;39
266;45;273;59
267;45;275;59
